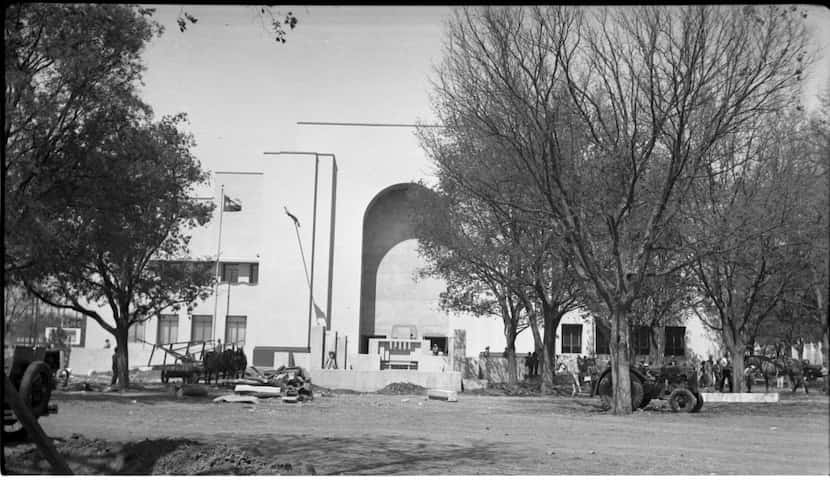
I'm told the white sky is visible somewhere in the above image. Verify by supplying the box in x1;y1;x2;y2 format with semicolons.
138;6;830;176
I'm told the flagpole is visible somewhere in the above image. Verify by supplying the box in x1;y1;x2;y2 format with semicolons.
211;184;225;344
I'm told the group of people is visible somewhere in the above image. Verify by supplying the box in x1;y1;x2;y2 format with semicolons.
524;351;589;397
524;351;540;378
699;355;735;392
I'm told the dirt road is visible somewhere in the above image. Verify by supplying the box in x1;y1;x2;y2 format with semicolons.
4;388;828;475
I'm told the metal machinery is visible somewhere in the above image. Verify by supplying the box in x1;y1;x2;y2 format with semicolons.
593;363;703;413
3;345;61;441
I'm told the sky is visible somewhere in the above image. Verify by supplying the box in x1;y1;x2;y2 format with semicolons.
138;5;830;178
139;6;451;176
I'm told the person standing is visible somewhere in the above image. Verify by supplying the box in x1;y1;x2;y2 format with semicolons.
524;352;533;379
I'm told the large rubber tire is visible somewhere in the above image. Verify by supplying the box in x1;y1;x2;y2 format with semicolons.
3;407;28;443
669;388;697;413
596;373;644;411
20;361;52;418
692;392;704;413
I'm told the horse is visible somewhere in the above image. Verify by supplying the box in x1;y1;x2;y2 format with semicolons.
744;355;783;393
778;357;809;394
202;350;222;385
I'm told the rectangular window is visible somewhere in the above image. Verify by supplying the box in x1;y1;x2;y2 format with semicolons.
561;324;582;354
157;314;179;345
128;321;146;343
595;319;610;355
225;315;247;347
221;263;259;284
631;325;651;356
665;326;686;357
191;315;212;342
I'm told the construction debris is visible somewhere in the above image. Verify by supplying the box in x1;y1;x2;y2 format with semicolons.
233;384;281;398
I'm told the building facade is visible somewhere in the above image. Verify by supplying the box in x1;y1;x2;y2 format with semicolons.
28;124;755;379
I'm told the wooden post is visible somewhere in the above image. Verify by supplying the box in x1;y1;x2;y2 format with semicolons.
2;372;72;474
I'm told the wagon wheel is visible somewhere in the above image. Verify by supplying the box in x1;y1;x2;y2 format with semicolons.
596;372;644;411
692;392;704;413
20;361;52;418
669;388;697;413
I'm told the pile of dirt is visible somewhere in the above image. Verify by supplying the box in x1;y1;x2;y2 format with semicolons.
3;434;315;475
470;380;578;397
153;442;315;475
376;382;427;395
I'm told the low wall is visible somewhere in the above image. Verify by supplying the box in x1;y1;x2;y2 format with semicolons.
310;369;462;392
68;343;156;376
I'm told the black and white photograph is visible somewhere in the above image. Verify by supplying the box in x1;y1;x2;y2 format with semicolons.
3;4;829;476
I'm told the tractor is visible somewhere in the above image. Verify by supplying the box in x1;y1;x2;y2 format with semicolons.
592;363;703;412
3;345;61;441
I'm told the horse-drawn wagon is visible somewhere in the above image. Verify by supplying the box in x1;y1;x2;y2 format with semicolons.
146;340;247;385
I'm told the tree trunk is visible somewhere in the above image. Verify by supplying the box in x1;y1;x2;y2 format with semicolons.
528;312;543;354
116;321;130;391
609;306;633;415
652;324;665;366
540;314;557;395
505;329;518;385
730;344;744;393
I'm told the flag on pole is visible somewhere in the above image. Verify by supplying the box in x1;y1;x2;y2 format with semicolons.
284;206;300;227
313;300;327;327
223;195;242;212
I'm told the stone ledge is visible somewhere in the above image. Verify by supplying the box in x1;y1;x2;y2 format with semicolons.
701;392;779;403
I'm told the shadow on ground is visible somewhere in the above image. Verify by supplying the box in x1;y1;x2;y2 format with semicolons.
3;432;500;475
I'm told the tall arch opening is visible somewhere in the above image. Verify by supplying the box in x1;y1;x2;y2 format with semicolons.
357;183;447;353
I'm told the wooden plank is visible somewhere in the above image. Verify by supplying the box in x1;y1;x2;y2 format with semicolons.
234;384;281;395
3;372;72;474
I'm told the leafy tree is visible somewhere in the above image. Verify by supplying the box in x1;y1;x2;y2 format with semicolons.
423;5;809;413
19;112;215;390
5;4;220;390
5;3;160;279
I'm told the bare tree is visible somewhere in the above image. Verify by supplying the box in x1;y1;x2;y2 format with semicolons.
423;5;809;413
688;110;818;392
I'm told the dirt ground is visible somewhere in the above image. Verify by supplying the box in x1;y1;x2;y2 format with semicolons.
3;382;828;475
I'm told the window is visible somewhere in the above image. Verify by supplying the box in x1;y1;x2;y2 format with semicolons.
665;326;686;357
595;319;610;355
631;325;650;356
191;315;212;342
157;314;178;345
221;263;259;284
561;324;582;354
128;321;146;343
225;315;247;347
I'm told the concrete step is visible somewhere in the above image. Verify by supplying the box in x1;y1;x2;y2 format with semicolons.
427;389;458;402
701;392;779;403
